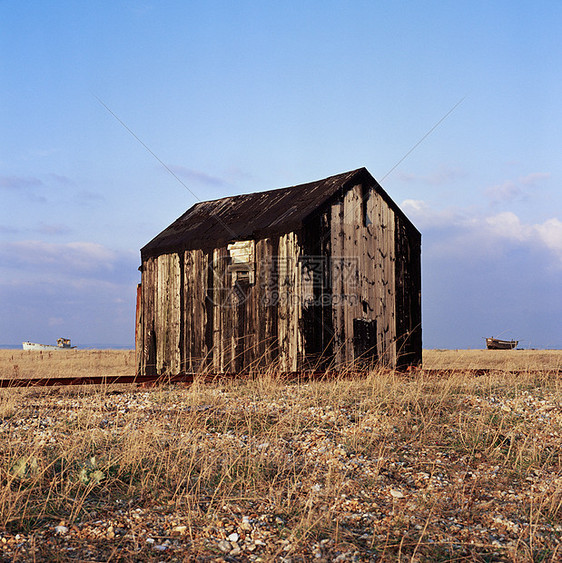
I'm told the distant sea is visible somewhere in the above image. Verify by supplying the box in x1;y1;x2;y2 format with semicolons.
1;344;134;350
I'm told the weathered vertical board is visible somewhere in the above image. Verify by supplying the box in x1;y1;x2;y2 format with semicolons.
330;185;361;366
254;238;277;365
242;281;253;370
140;256;157;375
341;185;363;364
364;187;397;366
155;253;181;374
182;250;194;372
182;249;208;372
330;184;385;367
320;210;333;363
210;247;228;372
326;182;399;368
301;211;333;368
135;283;142;374
330;197;345;366
277;232;302;371
394;216;422;367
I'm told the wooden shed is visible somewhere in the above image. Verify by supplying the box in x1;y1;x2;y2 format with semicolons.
136;167;421;375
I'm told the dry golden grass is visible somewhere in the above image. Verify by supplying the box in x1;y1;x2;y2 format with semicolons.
2;348;560;381
0;349;561;561
423;349;562;371
0;349;135;380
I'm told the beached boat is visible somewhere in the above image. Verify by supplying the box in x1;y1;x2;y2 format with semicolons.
22;338;76;351
486;337;518;350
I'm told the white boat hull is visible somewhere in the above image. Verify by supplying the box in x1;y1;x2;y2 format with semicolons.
22;339;76;351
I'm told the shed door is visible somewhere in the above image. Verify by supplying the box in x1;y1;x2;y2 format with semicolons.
353;319;378;366
226;241;255;372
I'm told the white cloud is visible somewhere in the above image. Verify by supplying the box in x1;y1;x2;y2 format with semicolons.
403;200;562;267
0;242;140;287
0;264;137;346
402;199;427;213
0;237;139;346
65;242;117;263
485;172;551;203
485;180;521;203
402;199;471;230
0;240;118;271
534;218;562;258
484;213;562;262
485;211;530;241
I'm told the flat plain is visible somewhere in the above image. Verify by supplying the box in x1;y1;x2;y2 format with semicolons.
0;349;560;561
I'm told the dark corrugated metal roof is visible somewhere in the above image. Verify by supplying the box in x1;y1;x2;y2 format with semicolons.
141;167;417;258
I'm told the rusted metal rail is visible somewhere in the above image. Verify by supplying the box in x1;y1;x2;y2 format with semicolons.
1;371;335;388
0;368;560;388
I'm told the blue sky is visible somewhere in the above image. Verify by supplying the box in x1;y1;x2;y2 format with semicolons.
1;1;560;349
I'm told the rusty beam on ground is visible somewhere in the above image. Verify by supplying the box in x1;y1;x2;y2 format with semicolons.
0;371;347;388
0;373;214;388
0;368;560;388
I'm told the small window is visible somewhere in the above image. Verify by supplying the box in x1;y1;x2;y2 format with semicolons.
227;240;255;284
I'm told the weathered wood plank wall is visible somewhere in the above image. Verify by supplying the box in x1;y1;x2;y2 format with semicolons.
255;238;278;365
182;249;208;372
365;187;396;365
277;232;302;371
135;283;142;373
139;256;157;375
328;183;397;367
138;178;420;375
394;217;422;367
155;253;181;374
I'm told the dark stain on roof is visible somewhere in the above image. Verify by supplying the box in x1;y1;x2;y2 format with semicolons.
141;167;418;258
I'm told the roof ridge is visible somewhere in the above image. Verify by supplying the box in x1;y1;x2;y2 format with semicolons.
141;167;420;259
189;167;366;206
